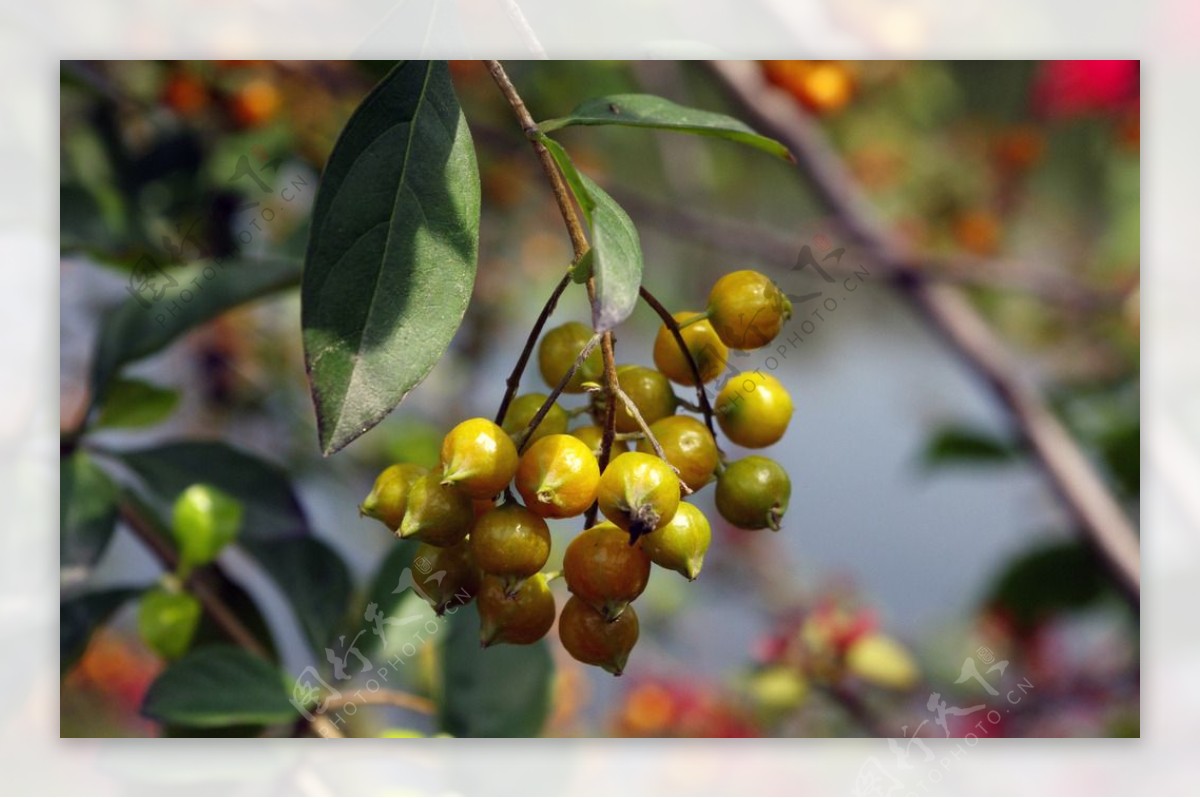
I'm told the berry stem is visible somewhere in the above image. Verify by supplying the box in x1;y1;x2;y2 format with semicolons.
485;60;622;526
676;309;711;329
638;286;718;437
514;333;602;452
493;271;572;427
613;388;693;496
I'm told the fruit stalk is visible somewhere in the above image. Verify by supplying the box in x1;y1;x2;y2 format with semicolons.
638;285;718;437
515;333;601;452
484;59;623;529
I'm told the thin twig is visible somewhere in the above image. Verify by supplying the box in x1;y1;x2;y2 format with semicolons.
116;499;271;660
515;333;601;451
612;388;691;495
707;60;1140;603
638;286;718;436
485;59;623;526
494;271;571;426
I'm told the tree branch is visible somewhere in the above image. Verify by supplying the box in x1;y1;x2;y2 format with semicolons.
638;286;718;437
494;271;571;426
485;59;622;530
706;60;1140;603
116;498;271;660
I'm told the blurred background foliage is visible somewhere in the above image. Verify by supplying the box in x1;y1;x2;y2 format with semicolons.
60;59;1138;738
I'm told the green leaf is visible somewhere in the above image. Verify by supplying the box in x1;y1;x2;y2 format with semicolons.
172;484;244;570
115;441;309;543
95;378;179;430
984;541;1112;632
303;59;481;455
61;452;119;582
437;603;553;737
141;645;298;728
89;257;301;408
540;93;794;162
61;586;143;674
922;425;1019;468
351;539;419;658
243;538;352;654
542;138;643;332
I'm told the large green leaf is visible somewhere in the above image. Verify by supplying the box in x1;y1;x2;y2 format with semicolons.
303;59;481;455
61;452;120;582
115;441;309;542
542;137;643;332
243;538;352;655
437;603;553;737
61;586;143;674
141;646;298;729
540;93;794;161
95;378;179;430
350;539;418;658
88;257;301;408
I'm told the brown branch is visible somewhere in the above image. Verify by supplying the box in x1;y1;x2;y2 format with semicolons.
638;286;717;437
117;499;271;660
485;59;622;530
707;61;1140;603
514;333;601;452
494;271;571;426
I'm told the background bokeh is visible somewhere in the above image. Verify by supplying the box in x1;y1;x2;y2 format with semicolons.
2;0;1196;794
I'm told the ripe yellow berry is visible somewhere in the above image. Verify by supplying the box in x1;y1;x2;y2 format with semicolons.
558;595;639;676
478;573;556;647
635;416;719;492
360;464;429;531
502;393;570;445
715;371;793;448
563;522;651;620
707;270;792;350
638;502;712;580
538;322;602;393
596;452;681;540
470;504;552;585
614;365;676;434
515;434;600;518
398;469;474;546
439;418;518;500
652;311;729;385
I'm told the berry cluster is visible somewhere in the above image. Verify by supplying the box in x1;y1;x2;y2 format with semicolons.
361;269;795;676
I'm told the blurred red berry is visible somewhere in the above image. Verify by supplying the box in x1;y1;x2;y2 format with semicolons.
1031;60;1138;119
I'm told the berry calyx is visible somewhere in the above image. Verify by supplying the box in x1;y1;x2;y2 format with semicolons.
596;451;681;541
478;573;556;647
137;585;202;660
715;371;793;448
538;321;603;393
398;469;474;546
635;415;719;492
502;392;570;445
470;504;552;587
652;311;729;386
638;502;712;580
563;522;651;620
410;539;480;615
715;455;791;531
614;365;676;433
439;418;518;500
515;433;600;519
360;464;428;531
707;270;792;350
558;595;639;676
570;424;630;458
